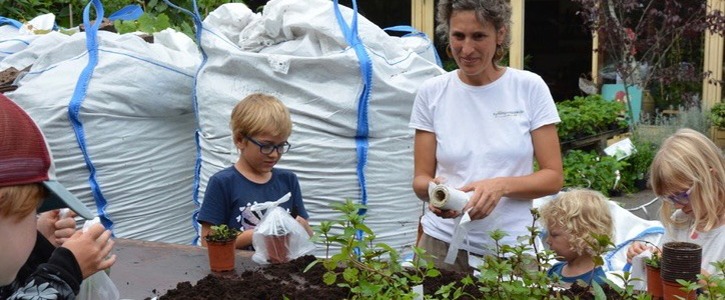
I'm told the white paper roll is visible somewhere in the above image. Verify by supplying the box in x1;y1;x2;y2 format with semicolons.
428;183;469;212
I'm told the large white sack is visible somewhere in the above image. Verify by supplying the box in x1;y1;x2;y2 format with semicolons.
194;0;444;255
0;14;57;63
7;2;201;244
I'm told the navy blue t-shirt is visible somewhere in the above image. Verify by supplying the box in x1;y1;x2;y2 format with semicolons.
547;261;607;285
198;166;309;240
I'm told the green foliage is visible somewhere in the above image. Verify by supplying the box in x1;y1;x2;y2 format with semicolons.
307;199;441;300
114;12;171;35
563;149;630;196
557;94;629;143
710;102;725;129
0;0;245;38
309;201;725;299
619;137;657;191
205;224;240;243
678;260;725;299
644;251;660;269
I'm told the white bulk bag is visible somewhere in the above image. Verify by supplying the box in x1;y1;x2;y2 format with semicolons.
7;0;201;244
194;0;444;254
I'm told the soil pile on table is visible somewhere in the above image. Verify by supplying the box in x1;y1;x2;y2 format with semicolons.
151;255;624;299
151;255;480;300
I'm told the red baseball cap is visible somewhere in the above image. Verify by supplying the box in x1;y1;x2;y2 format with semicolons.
0;94;94;219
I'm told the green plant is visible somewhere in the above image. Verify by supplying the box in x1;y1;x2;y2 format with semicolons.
563;149;630;196
710;102;725;129
306;199;442;299
557;94;629;143
205;224;240;243
308;201;722;299
644;252;660;269
676;260;725;300
620;137;656;191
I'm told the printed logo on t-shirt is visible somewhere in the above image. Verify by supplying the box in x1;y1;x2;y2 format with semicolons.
237;204;262;231
493;110;524;118
235;203;295;232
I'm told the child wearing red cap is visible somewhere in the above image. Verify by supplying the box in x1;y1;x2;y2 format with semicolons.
0;94;116;299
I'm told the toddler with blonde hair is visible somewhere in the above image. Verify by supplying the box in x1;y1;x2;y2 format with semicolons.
539;188;614;286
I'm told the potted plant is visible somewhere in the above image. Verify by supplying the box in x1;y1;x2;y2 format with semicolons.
205;224;240;272
265;226;291;264
644;251;663;300
709;102;725;148
661;242;701;300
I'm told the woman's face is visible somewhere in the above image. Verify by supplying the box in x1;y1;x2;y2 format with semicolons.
448;10;504;85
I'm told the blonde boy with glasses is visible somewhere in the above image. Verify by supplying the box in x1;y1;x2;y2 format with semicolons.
198;93;312;250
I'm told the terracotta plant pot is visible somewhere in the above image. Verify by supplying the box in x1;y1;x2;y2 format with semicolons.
662;280;696;300
206;240;236;272
646;265;663;300
265;234;290;264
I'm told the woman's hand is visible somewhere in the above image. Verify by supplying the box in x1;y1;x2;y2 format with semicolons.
428;203;460;219
62;223;116;279
460;178;506;220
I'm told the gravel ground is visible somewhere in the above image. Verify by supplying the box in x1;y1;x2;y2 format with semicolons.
609;188;661;221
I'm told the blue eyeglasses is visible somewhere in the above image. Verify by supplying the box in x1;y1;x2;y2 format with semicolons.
245;135;291;155
658;185;694;206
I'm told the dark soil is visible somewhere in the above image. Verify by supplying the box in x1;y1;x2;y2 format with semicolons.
151;255;480;300
151;255;629;299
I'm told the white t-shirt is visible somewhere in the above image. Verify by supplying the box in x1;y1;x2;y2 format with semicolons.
409;68;560;255
663;218;725;274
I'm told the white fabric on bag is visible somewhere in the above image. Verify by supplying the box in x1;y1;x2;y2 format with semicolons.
195;0;444;254
7;26;201;244
0;13;56;62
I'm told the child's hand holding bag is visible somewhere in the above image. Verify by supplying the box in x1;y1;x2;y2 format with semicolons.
74;214;120;300
251;193;315;264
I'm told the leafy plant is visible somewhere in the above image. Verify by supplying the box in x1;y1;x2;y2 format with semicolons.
306;199;442;299
710;102;725;129
676;260;725;299
620;136;657;191
205;224;240;243
557;94;628;143
644;251;660;269
307;201;725;299
563;149;630;196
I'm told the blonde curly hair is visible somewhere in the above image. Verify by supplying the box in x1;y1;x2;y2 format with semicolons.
539;189;614;256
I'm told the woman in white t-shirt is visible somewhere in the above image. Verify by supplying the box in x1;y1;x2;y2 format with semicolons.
627;128;725;276
409;0;563;272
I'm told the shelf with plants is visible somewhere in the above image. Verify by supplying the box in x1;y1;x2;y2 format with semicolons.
557;94;629;153
709;102;725;148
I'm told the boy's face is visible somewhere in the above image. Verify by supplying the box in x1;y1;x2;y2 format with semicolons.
238;133;288;174
546;225;577;262
0;211;38;285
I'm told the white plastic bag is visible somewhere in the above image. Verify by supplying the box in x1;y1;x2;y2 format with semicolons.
75;217;120;300
251;193;315;264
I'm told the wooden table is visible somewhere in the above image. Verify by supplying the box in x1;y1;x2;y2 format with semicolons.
110;238;259;300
